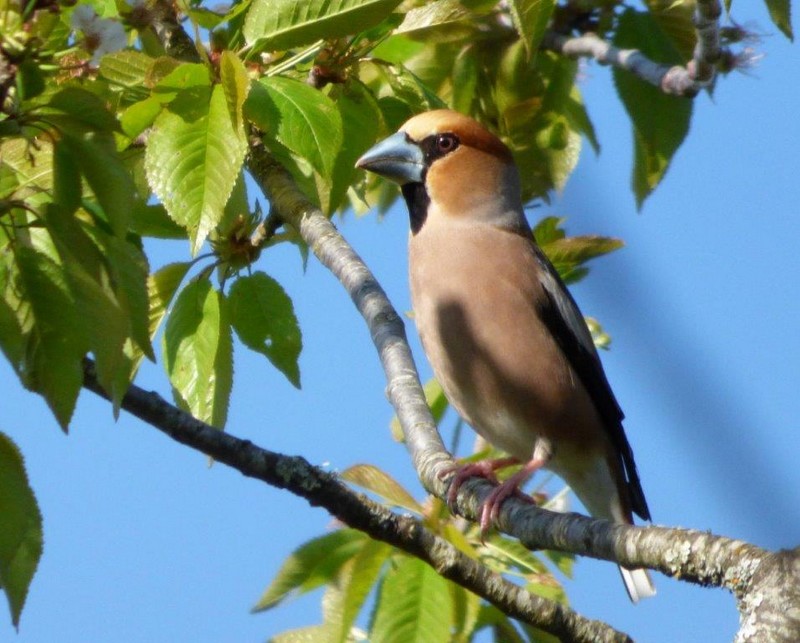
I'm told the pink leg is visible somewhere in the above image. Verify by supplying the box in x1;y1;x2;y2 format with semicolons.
439;457;520;509
479;457;548;535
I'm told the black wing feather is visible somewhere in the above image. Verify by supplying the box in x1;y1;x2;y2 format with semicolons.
532;245;651;521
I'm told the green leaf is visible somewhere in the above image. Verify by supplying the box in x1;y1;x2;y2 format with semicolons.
252;529;369;611
0;295;25;375
585;316;611;350
325;80;382;214
613;10;692;207
121;97;162;139
450;583;482;642
765;0;793;39
328;540;392;643
163;278;233;428
390;376;447;441
520;622;562;643
451;45;479;114
129;203;188;239
151;63;211;104
16;59;45;101
395;0;472;35
534;216;622;284
543;549;575;579
45;87;121;133
480;536;548;577
51;228;130;409
340;464;424;513
148;262;192;339
188;1;252;29
220;51;252;125
16;246;87;428
498;49;582;199
272;626;331;643
86;228;153;360
228;272;302;388
644;0;697;59
52;139;82;213
532;215;565;246
370;555;453;643
507;0;557;57
474;605;525;643
146;83;248;253
0;432;43;629
244;0;403;50
245;76;343;179
563;82;599;154
61;132;140;236
382;63;447;113
99;50;156;87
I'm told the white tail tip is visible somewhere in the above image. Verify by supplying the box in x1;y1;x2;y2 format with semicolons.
620;566;656;603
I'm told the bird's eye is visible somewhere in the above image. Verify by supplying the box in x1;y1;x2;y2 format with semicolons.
436;134;458;154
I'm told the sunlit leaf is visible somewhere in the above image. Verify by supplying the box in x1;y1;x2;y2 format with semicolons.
245;76;343;179
0;432;43;628
99;50;155;87
163;278;233;428
148;262;192;339
121;97;162;139
146;83;248;253
328;540;392;642
228;272;302;388
395;0;472;35
341;464;424;513
219;50;251;124
508;0;556;57
370;555;453;643
244;0;403;50
480;536;548;577
613;9;692;207
450;583;482;642
252;529;369;611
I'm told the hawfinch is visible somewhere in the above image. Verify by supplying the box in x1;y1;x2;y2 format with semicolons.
356;109;654;602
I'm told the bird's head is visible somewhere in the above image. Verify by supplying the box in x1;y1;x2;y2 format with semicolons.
356;110;525;233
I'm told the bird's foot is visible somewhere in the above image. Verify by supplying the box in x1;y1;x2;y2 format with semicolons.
439;457;519;511
477;457;549;538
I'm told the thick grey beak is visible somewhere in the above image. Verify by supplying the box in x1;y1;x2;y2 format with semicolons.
355;131;425;185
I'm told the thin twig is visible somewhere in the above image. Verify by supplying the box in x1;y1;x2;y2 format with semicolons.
542;0;723;97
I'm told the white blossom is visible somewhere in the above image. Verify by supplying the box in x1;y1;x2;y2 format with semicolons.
70;5;127;65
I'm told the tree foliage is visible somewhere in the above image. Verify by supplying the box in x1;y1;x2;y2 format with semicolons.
0;0;792;637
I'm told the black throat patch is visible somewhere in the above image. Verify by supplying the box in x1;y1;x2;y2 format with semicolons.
401;182;430;235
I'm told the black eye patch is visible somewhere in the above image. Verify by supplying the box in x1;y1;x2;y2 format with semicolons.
419;133;460;164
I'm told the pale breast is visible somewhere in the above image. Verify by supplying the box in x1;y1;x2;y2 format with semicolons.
409;218;606;463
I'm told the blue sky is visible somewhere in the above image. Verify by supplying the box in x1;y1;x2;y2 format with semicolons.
4;4;798;641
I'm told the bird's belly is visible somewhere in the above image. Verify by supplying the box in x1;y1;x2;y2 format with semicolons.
411;268;601;463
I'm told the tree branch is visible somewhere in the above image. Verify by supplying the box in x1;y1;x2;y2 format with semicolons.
81;359;630;643
138;4;799;640
244;138;800;642
542;0;722;97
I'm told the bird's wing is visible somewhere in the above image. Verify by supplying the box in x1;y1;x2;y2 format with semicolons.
531;244;651;521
